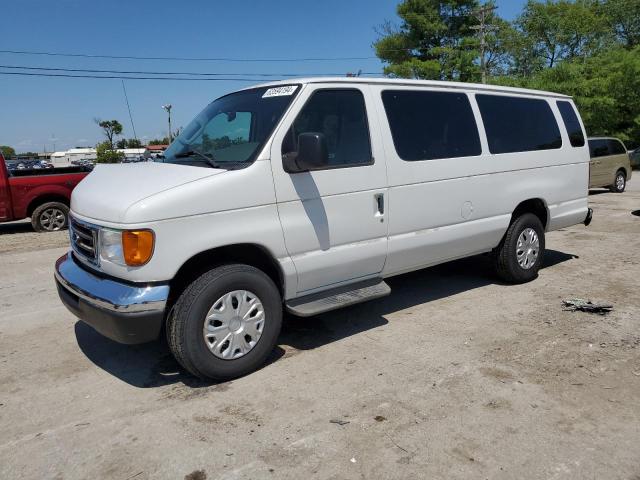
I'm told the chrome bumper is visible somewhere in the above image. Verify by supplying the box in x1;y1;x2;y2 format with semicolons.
55;252;169;344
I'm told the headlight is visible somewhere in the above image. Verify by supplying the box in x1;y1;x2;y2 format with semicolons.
99;228;155;267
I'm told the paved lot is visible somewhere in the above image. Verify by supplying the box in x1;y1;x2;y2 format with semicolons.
1;180;639;480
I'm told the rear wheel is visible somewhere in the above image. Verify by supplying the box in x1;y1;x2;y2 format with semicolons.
493;213;545;284
167;264;282;381
31;202;69;232
610;170;626;193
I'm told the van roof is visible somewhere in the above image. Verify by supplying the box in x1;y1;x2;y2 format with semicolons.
248;77;571;100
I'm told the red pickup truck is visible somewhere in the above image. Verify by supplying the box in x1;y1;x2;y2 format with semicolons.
0;153;91;231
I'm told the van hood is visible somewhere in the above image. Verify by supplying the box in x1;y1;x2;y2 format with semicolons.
71;162;225;223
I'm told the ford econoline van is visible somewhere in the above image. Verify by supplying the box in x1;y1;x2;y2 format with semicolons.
55;78;592;380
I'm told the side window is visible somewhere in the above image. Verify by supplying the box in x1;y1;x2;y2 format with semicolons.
381;90;481;161
282;89;372;168
476;94;562;154
589;139;610;158
608;139;626;155
556;101;585;147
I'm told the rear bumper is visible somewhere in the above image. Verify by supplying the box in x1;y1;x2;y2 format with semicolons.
54;253;169;344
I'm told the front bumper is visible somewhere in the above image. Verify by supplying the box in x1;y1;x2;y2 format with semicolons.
55;253;169;344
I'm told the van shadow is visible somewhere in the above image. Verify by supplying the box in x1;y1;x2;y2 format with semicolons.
278;249;576;351
75;249;576;388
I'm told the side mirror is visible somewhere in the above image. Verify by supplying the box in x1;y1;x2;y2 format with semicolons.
283;132;328;173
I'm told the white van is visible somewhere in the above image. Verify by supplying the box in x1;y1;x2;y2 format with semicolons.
55;78;592;380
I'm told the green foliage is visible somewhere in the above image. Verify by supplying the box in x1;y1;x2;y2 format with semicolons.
374;0;482;81
0;145;16;158
116;138;143;149
376;0;640;142
517;0;609;69
95;119;123;150
148;137;171;145
494;46;640;145
95;141;125;164
601;0;640;48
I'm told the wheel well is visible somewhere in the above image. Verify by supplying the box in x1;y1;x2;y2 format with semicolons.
511;198;548;229
26;195;69;217
169;244;284;305
617;167;627;178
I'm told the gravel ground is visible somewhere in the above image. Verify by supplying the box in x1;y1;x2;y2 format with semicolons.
1;180;639;480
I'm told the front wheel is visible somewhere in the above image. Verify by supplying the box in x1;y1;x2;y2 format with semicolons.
31;202;69;232
167;264;282;381
611;170;626;193
493;213;545;284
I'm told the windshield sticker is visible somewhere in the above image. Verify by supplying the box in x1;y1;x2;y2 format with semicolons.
262;86;298;98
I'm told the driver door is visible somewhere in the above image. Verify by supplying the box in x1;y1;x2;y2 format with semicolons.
269;84;388;294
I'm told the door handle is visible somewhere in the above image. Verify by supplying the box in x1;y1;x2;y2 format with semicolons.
375;193;384;215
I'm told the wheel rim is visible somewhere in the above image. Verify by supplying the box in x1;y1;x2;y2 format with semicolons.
516;227;539;269
40;208;66;231
202;290;265;360
616;174;625;191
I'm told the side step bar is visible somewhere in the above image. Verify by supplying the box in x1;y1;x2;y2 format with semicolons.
286;278;391;317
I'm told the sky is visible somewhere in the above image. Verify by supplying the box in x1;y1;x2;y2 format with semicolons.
1;0;526;153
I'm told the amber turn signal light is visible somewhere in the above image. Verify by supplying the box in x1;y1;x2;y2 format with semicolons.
122;230;155;266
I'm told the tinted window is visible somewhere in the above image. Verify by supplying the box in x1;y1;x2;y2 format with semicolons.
381;90;481;161
589;139;610;158
282;89;371;168
476;95;562;154
608;139;626;155
557;101;585;147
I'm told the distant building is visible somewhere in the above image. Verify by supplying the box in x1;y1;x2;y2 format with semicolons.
146;144;169;157
117;148;150;161
49;148;97;166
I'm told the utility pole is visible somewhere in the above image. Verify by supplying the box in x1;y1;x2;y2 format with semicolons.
471;3;497;84
162;104;172;142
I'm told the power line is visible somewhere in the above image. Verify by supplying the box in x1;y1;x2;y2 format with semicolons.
0;71;291;81
0;49;378;62
0;64;382;77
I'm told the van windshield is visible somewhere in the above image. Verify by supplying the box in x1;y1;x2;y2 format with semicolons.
162;85;299;168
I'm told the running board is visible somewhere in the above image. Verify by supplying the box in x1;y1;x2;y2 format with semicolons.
286;278;391;317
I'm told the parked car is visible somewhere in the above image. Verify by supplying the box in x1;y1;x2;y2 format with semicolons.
55;78;592;380
0;152;91;231
587;137;632;192
630;148;640;170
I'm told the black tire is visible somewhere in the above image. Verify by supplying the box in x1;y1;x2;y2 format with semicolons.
493;213;545;284
31;202;69;232
610;170;626;193
167;264;282;381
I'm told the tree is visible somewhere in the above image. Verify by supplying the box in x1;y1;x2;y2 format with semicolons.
516;0;609;69
0;146;16;158
374;0;482;81
95;141;125;164
601;0;640;48
115;138;143;149
95;119;123;150
494;45;640;144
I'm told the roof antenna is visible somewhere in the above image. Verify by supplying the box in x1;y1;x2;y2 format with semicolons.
121;80;138;143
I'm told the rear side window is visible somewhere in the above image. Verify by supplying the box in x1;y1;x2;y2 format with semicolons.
589;139;610;158
476;94;562;154
282;89;372;168
381;90;481;161
608;139;626;155
556;101;585;147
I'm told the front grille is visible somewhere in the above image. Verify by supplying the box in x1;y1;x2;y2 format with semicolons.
69;216;98;264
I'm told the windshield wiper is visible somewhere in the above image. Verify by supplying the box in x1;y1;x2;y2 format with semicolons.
174;149;221;169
